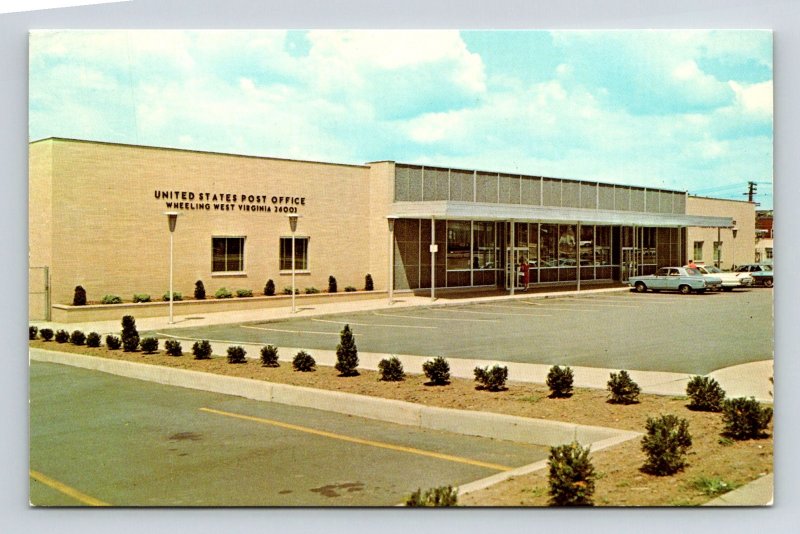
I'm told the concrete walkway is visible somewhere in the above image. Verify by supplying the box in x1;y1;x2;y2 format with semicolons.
703;473;773;506
30;286;774;401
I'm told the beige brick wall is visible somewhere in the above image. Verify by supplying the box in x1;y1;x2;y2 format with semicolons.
686;196;756;269
38;139;376;305
366;161;395;291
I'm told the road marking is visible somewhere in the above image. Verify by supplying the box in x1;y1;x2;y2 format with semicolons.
432;307;552;318
372;311;500;323
311;318;437;330
486;302;599;313
543;300;639;309
200;407;513;472
241;325;341;336
30;470;110;507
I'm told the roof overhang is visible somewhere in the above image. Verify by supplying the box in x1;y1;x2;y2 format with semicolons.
388;201;732;228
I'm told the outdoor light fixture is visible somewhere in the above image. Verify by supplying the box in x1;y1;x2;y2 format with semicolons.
288;214;301;313
732;224;738;270
165;211;180;324
387;216;398;305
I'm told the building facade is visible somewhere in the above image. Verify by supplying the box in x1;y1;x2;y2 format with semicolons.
685;197;757;270
29;138;740;318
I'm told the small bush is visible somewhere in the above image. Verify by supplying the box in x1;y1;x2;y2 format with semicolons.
163;291;183;301
721;397;773;440
69;330;86;346
641;414;693;476
292;350;316;372
140;337;159;354
215;287;233;299
423;356;450;386
283;287;299;295
39;328;54;341
365;273;374;291
328;275;337;293
132;294;151;303
121;315;139;352
164;340;182;356
227;345;247;364
192;340;213;360
547;365;574;398
235;289;253;298
29;326;38;340
304;287;320;294
335;324;359;376
86;332;101;348
260;345;279;367
73;285;87;306
474;365;508;391
607;370;641;404
194;280;206;300
686;375;726;412
105;335;121;350
344;286;357;292
547;442;596;506
101;295;123;305
122;336;139;352
54;329;69;343
405;486;458;507
378;357;405;381
264;279;275;296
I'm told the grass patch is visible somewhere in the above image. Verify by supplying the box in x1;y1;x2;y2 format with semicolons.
690;476;739;497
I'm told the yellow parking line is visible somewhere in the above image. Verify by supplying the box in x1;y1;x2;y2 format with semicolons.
30;470;110;507
199;407;513;472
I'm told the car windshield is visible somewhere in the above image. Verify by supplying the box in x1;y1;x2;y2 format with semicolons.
704;266;722;273
685;268;701;276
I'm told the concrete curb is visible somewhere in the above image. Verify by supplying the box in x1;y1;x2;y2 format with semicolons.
30;347;639;451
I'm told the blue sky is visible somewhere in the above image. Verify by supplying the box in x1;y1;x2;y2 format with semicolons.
29;30;773;208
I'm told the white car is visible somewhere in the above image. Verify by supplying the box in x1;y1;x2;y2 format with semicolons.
689;264;753;291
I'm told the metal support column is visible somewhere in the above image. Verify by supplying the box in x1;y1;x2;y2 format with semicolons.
577;221;581;292
510;220;515;296
430;217;436;302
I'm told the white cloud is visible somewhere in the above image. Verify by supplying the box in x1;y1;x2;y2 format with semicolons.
729;80;773;116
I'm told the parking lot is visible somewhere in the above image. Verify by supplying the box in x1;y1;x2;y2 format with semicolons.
156;288;773;375
30;361;551;506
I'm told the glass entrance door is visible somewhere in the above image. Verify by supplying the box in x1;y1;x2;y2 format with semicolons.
621;247;638;282
505;246;529;290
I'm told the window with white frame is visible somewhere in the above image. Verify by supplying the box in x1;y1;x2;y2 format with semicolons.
693;241;703;261
280;237;309;271
212;237;245;273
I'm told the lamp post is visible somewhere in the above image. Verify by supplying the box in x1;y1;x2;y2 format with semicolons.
731;225;738;270
164;211;180;324
387;216;398;305
288;214;300;313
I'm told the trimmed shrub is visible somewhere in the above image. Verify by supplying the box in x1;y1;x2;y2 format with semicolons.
260;345;280;367
164;340;183;357
721;397;773;440
227;345;247;364
365;273;374;291
69;330;86;346
264;279;275;296
214;287;233;299
29;326;38;340
192;340;212;360
304;287;320;294
344;286;357;292
378;356;405;381
474;365;508;391
547;365;574;398
121;315;139;352
133;294;151;303
194;280;206;300
405;486;458;507
335;324;359;376
73;285;87;306
102;295;123;305
547;442;596;506
423;356;450;386
641;414;693;475
163;291;183;301
607;370;641;404
292;350;316;372
140;337;159;354
686;375;726;412
105;335;121;350
39;328;54;341
55;329;69;343
328;275;337;293
86;332;101;348
235;289;253;298
283;287;299;295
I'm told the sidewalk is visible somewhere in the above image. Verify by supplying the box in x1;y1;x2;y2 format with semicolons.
703;473;773;506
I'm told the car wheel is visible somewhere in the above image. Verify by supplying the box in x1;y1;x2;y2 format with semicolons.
764;278;773;288
679;284;692;295
634;282;647;293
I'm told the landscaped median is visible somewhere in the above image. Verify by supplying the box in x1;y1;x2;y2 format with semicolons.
28;338;773;506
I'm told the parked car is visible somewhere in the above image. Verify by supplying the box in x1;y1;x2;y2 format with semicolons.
628;266;721;294
734;263;774;287
688;264;754;291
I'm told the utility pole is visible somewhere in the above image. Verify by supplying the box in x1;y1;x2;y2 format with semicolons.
744;181;757;202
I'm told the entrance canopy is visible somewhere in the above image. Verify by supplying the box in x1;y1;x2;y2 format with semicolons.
389;201;732;228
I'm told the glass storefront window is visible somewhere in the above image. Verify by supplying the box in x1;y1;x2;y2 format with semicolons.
579;226;594;266
528;224;539;268
446;221;471;271
595;226;611;266
558;224;577;266
540;224;558;267
473;222;498;270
